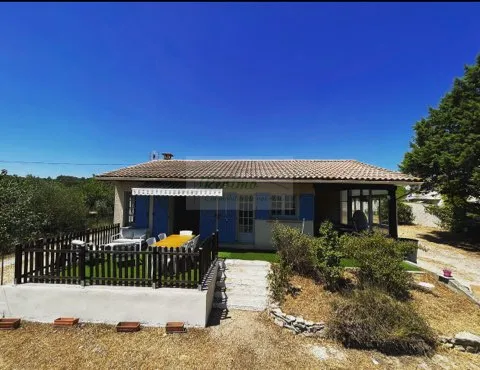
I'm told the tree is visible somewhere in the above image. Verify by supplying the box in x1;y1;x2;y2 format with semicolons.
400;55;480;232
0;176;39;284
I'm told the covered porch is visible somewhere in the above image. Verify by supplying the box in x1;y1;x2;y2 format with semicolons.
314;183;399;238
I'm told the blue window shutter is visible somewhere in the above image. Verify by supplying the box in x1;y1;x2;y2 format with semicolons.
152;196;168;236
199;197;217;240
255;193;270;220
299;194;314;221
134;196;149;228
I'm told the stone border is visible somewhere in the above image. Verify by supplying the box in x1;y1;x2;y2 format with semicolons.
439;332;480;354
268;304;326;337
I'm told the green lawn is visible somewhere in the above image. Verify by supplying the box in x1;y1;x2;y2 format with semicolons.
340;258;422;271
218;251;279;263
218;251;421;271
62;257;199;283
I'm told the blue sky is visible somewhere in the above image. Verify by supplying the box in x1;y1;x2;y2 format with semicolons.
0;2;479;178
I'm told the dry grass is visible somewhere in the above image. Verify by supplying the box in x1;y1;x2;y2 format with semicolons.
1;310;479;370
281;275;336;322
0;310;323;370
282;272;480;339
411;273;480;336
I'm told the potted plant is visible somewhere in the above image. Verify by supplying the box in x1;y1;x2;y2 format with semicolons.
443;268;452;278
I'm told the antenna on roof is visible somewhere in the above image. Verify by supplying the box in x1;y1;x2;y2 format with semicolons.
150;151;159;161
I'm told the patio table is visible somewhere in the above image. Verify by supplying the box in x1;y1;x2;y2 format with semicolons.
153;234;194;248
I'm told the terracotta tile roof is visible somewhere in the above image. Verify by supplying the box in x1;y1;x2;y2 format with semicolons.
96;159;421;183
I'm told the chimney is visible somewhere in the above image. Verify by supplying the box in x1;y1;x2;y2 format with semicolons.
162;152;174;160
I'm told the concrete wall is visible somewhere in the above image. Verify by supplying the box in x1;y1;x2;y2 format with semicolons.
1;280;215;328
205;263;219;323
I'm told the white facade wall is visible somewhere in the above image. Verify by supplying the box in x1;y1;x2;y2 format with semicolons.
254;220;314;249
112;180;316;248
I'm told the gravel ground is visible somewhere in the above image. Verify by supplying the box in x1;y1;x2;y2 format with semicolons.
399;225;480;291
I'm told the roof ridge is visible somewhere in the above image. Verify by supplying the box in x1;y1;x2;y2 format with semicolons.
142;159;355;162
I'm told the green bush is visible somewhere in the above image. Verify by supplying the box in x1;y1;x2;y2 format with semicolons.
271;222;316;276
341;231;416;300
327;289;436;355
315;221;343;290
380;201;414;225
267;262;292;304
398;202;414;225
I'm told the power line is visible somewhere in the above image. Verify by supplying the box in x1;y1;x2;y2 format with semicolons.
0;160;135;166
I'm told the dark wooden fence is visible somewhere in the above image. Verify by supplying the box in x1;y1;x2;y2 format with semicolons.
14;228;218;290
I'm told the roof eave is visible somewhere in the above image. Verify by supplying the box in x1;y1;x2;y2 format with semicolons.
95;176;422;186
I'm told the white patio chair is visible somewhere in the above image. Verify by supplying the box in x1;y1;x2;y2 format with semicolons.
146;237;156;247
190;235;200;250
179;230;193;236
157;233;167;241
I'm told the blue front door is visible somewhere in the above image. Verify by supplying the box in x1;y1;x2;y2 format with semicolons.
218;193;236;243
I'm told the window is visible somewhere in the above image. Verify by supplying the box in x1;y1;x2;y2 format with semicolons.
339;189;389;227
124;192;135;226
270;194;297;217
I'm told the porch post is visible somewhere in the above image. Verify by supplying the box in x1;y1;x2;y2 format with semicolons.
388;187;398;239
216;198;219;231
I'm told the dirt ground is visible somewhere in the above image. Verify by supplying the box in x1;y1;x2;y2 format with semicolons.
1;309;479;370
399;225;480;292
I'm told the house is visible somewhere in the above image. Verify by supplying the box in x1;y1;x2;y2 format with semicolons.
96;154;422;249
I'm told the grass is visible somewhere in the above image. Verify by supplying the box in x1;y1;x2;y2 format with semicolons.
282;272;480;339
340;258;422;271
1;310;477;369
218;252;421;271
218;251;279;263
62;257;199;283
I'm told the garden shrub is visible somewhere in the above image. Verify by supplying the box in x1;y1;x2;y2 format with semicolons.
267;262;292;304
341;231;416;300
327;288;436;355
314;221;344;290
398;202;415;225
380;201;414;225
271;222;316;276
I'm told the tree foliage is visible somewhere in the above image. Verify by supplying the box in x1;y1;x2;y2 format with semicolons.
0;173;114;254
400;55;480;231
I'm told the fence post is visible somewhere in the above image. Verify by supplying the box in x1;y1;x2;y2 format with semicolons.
152;247;157;289
14;244;22;285
198;247;204;290
79;245;86;287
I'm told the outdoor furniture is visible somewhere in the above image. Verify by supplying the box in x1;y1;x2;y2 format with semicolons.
179;230;193;236
153;234;195;275
111;227;147;243
146;237;156;247
157;233;167;241
109;227;147;252
352;210;369;232
153;234;194;248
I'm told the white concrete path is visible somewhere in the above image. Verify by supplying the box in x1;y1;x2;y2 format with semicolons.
214;259;270;311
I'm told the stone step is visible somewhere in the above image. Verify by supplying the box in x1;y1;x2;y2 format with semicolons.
223;271;268;278
213;295;267;311
224;259;271;267
214;292;267;304
214;288;268;299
